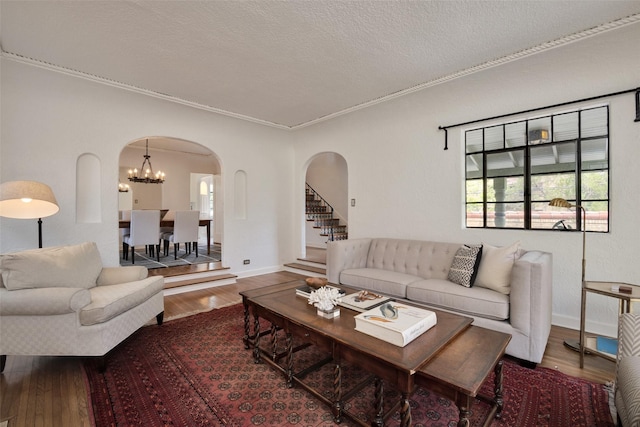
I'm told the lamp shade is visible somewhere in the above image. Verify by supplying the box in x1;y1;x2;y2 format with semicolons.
549;197;575;209
0;180;59;219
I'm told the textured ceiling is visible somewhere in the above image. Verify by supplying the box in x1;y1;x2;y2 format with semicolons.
2;1;640;129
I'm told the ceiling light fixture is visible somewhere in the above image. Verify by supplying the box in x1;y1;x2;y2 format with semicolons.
128;139;165;184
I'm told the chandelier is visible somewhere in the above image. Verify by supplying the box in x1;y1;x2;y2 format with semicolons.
128;139;165;184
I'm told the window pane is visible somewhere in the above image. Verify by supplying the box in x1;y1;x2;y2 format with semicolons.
486;151;523;178
487;176;523;202
466;129;483;153
528;117;551;145
581;138;608;170
582;170;608;199
553;112;579;141
531;172;575;201
486;202;524;228
485;125;504;151
505;122;526;147
465;179;484;203
582;201;608;232
581;106;607;138
466;153;483;179
533;202;577;230
466;204;483;228
530;142;576;174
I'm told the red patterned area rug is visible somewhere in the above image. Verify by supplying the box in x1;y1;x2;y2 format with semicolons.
84;304;614;426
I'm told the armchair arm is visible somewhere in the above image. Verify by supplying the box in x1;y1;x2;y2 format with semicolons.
326;238;372;284
97;266;148;286
618;313;640;359
0;287;91;316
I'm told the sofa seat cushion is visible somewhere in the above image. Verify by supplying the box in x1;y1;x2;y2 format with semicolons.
406;279;509;320
0;242;103;291
340;268;420;298
80;277;164;326
616;356;640;427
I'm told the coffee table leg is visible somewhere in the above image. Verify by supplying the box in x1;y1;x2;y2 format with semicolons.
333;363;343;424
494;360;504;418
243;303;250;349
456;396;471;427
253;314;261;363
270;324;278;361
399;393;412;427
286;332;294;388
372;377;384;427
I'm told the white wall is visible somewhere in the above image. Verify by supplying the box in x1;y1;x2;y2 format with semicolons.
293;22;640;336
0;58;296;275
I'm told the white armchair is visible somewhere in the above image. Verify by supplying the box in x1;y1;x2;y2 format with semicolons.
616;313;640;427
0;242;164;371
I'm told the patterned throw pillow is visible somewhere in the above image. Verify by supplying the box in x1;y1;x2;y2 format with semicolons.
447;244;483;288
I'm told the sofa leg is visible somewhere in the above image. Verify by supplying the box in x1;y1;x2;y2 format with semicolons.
156;311;164;325
0;355;6;372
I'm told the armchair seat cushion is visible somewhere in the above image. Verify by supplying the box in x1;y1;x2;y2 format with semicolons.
80;277;163;326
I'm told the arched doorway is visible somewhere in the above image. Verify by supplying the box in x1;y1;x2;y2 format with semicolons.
304;152;348;254
118;137;223;265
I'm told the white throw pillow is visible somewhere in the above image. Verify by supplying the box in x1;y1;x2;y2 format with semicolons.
474;241;520;295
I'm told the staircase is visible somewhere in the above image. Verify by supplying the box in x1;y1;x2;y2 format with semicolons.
305;183;348;242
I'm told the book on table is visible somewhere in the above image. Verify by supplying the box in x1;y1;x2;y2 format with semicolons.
354;302;437;347
339;291;391;312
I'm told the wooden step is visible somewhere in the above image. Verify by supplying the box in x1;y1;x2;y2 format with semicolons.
164;273;237;290
283;262;326;277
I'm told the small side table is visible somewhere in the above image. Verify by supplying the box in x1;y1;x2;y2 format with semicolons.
574;281;640;368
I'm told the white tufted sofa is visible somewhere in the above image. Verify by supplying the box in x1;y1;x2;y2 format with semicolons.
616;313;640;427
0;242;164;371
327;238;553;365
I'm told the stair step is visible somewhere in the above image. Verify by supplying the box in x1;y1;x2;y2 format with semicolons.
283;262;326;276
164;273;237;289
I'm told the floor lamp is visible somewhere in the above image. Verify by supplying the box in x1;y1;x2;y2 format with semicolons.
0;180;60;248
549;197;586;352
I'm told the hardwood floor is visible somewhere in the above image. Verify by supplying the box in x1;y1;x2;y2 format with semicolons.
0;271;616;426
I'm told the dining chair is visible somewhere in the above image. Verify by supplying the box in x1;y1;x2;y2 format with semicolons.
120;210;132;259
163;210;200;260
160;210;175;255
123;210;161;264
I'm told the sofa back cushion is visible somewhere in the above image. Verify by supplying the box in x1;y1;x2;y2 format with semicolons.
366;238;461;280
0;242;103;290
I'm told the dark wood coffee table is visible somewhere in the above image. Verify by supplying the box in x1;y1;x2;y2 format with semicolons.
240;280;474;426
415;325;511;427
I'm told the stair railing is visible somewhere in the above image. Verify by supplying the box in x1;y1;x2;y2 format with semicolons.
305;183;336;241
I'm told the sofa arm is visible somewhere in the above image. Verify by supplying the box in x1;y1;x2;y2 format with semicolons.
326;238;372;284
0;287;91;316
97;266;149;286
510;250;553;363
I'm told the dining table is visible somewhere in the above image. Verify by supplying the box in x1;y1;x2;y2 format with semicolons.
119;218;213;254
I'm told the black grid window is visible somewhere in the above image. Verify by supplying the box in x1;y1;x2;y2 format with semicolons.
465;105;609;232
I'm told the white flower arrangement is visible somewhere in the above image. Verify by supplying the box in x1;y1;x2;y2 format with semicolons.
308;286;342;312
